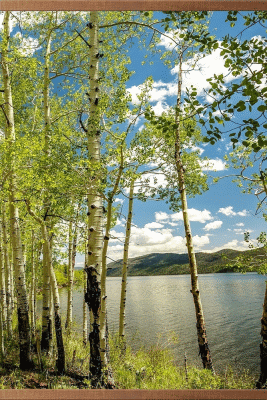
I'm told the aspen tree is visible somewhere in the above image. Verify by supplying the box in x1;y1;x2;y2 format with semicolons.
83;242;88;346
174;55;213;371
0;221;7;330
84;11;105;387
30;230;36;337
1;11;33;370
26;201;65;374
2;202;12;335
119;179;135;340
65;219;73;331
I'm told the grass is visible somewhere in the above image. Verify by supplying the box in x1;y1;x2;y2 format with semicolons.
109;334;257;389
0;326;258;389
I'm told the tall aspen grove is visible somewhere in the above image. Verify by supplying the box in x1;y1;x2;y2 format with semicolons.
0;10;266;390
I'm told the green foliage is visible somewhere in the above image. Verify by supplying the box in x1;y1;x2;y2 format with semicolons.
225;232;267;274
191;11;267;150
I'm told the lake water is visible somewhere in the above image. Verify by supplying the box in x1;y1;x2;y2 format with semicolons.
38;272;266;375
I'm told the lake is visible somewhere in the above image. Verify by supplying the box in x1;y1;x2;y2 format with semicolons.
38;272;266;375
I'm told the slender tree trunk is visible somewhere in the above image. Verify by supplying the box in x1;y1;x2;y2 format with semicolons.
83;245;88;346
30;230;36;338
0;305;4;361
26;202;65;374
2;202;12;335
2;11;33;370
84;11;104;388
8;238;14;313
256;282;267;388
41;224;65;374
0;222;7;330
41;23;53;353
119;180;134;340
100;147;123;377
65;220;73;331
174;56;213;371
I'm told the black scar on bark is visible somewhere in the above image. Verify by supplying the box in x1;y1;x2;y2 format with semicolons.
17;307;34;370
85;266;102;387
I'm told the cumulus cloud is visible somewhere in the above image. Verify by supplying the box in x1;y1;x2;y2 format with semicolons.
144;222;164;229
171;208;213;223
125;172;168;195
107;223;210;261
218;206;248;217
236;223;244;227
200;158;226;171
14;32;40;56
127;80;176;111
234;228;253;235
151;101;170;116
171;45;241;99
156;29;185;50
114;198;124;204
204;221;223;231
205;239;251;253
155;211;169;222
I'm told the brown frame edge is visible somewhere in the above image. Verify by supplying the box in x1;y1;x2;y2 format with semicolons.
0;388;267;399
0;1;266;399
0;0;266;11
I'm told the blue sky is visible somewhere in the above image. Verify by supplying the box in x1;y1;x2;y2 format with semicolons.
95;11;267;266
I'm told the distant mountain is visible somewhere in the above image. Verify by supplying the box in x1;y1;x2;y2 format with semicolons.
106;247;265;277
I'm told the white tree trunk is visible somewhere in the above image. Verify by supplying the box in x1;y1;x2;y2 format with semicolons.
119;180;134;339
175;56;213;371
83;11;106;388
2;202;12;335
0;222;7;331
66;220;73;331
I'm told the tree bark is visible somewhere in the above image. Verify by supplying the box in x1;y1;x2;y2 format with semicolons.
119;179;134;340
26;201;65;374
2;11;33;370
2;202;12;336
175;56;213;371
83;245;88;346
84;11;104;388
41;19;53;353
66;220;73;331
0;221;7;331
30;230;36;338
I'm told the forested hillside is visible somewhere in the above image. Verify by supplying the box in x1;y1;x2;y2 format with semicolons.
106;247;265;276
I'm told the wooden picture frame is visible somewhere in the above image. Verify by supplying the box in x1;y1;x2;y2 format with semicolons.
0;1;267;399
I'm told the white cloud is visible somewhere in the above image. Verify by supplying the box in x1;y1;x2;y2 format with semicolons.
205;239;251;253
114;198;124;204
204;221;223;231
155;211;169;222
236;223;244;227
144;222;164;229
218;206;248;217
14;32;40;56
108;224;210;261
151;101;170;116
115;219;124;227
126;172;168;195
171;208;213;223
157;29;183;50
168;222;179;227
127;80;176;107
234;228;253;235
171;46;241;99
200;158;226;171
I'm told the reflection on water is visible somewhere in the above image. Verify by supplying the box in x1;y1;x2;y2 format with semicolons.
37;272;266;374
